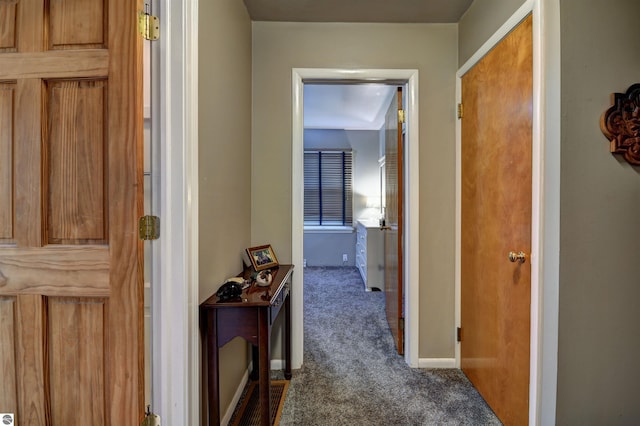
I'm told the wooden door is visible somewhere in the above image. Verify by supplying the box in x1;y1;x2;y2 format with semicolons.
384;87;403;355
460;15;532;425
0;0;144;424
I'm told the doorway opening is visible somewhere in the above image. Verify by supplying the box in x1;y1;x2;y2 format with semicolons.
291;68;421;368
301;82;399;355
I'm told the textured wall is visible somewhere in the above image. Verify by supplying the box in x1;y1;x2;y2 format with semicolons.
252;22;458;358
303;233;356;266
198;0;252;421
557;0;640;422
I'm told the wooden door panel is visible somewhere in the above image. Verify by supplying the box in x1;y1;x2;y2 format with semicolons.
0;247;109;296
46;79;107;244
49;297;106;424
461;15;532;426
0;82;14;242
0;1;17;52
15;295;47;425
0;0;143;423
49;0;106;49
0;297;18;414
14;78;43;248
0;51;109;80
16;0;43;52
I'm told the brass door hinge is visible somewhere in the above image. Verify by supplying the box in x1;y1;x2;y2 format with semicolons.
138;6;159;41
398;109;406;124
139;215;160;240
457;326;462;342
457;103;463;119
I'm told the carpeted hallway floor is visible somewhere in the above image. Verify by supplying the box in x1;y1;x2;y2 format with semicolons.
278;266;501;425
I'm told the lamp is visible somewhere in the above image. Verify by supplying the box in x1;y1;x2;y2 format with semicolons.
365;195;381;209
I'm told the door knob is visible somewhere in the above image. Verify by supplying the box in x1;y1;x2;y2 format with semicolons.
508;251;526;263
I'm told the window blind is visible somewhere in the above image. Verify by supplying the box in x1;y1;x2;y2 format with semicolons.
304;151;353;226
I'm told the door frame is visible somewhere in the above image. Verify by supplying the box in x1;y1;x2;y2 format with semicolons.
292;68;420;368
151;0;200;425
454;0;561;424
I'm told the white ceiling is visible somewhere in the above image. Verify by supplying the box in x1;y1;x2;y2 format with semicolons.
243;0;474;23
304;84;397;130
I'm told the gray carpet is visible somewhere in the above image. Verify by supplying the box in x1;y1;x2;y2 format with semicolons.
278;266;501;425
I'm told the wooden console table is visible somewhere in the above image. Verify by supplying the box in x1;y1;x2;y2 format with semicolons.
200;264;294;425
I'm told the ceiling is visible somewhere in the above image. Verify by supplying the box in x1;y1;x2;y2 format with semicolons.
245;0;474;130
304;84;397;130
243;0;474;23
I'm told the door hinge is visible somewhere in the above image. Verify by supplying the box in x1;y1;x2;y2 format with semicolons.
398;109;406;124
457;103;463;119
139;215;160;240
138;6;160;41
457;326;462;342
141;405;161;426
399;317;405;330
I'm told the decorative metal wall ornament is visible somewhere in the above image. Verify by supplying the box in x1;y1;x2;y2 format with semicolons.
600;83;640;165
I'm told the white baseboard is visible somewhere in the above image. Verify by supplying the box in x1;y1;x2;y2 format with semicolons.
418;358;456;369
221;368;250;426
270;358;285;370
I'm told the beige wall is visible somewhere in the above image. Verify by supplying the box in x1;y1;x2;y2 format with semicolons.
198;0;252;420
252;22;459;358
557;0;640;422
458;0;525;65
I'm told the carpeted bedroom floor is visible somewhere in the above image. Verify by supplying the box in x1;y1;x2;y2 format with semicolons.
277;266;501;425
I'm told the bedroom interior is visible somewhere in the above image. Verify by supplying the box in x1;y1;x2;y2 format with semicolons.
302;83;395;273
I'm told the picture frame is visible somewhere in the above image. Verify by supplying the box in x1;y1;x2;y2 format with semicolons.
246;244;279;271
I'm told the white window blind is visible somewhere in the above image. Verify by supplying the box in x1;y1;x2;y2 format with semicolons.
304;150;353;226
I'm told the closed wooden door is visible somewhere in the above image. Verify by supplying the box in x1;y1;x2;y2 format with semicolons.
384;87;403;355
460;15;533;425
0;0;144;424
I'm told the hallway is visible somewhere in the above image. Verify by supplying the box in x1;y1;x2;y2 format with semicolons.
278;267;500;425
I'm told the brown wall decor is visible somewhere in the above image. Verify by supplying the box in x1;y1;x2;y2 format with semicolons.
600;83;640;165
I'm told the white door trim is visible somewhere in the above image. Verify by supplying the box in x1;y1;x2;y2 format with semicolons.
292;68;420;368
454;0;560;424
152;0;200;425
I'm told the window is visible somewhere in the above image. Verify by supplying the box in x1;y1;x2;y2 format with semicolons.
304;150;353;226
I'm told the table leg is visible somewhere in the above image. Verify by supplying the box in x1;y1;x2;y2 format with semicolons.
258;308;271;425
206;310;220;426
284;291;292;380
251;344;260;381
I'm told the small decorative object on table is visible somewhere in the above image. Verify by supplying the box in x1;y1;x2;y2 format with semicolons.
215;281;243;302
254;269;273;287
246;244;279;271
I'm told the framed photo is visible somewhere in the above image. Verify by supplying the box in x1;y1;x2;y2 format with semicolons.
246;244;279;271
